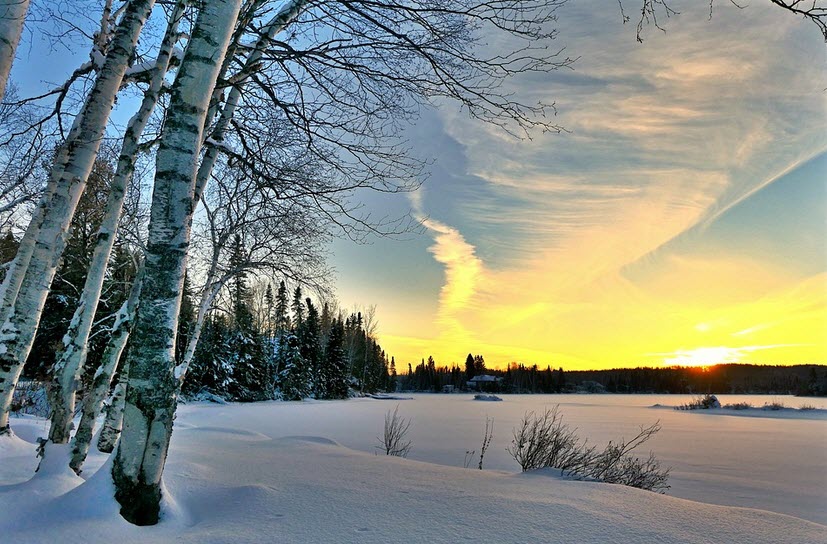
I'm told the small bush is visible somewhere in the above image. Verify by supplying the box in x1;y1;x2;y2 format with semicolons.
676;394;720;410
723;402;752;410
377;405;412;457
762;401;785;411
799;404;817;411
507;407;670;493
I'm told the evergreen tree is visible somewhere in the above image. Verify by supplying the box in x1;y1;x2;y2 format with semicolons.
228;234;253;331
291;286;304;329
298;297;322;397
277;333;310;400
275;280;290;334
389;356;397;392
465;353;476;381
474;354;486;374
322;319;349;399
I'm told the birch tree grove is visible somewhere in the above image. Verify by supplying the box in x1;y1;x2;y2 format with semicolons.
111;0;242;525
44;0;187;456
0;0;156;436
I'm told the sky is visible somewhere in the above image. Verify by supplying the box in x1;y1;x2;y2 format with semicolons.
330;1;827;370
9;1;825;372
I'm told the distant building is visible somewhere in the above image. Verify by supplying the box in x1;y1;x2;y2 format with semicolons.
467;374;503;392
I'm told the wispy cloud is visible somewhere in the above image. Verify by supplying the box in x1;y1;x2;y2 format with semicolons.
348;1;827;368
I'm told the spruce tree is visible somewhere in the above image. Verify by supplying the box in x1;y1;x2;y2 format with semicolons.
465;353;475;381
278;333;310;400
291;286;304;329
322;319;348;399
298;297;322;397
275;280;290;334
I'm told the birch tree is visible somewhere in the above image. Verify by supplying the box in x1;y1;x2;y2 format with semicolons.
111;0;242;525
43;1;187;457
0;0;156;437
69;262;144;473
0;0;31;100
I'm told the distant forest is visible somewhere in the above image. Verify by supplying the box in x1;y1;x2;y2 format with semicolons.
399;357;827;396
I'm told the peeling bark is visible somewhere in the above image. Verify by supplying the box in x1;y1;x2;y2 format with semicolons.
111;0;242;526
97;359;128;454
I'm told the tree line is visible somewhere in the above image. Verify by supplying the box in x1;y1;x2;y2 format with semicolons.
398;356;827;396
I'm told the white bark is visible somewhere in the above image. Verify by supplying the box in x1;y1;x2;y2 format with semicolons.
0;0;155;436
70;266;143;473
112;0;241;526
97;360;129;454
175;259;224;384
0;0;31;100
46;1;186;449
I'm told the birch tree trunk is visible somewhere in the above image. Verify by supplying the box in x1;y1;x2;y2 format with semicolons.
112;0;241;525
0;0;155;437
97;359;129;454
69;266;143;473
0;0;30;100
46;1;186;450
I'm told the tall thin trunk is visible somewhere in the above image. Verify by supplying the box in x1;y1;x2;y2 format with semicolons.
112;0;241;526
97;359;129;454
175;262;224;385
0;0;31;100
46;1;186;449
70;266;143;473
0;0;155;436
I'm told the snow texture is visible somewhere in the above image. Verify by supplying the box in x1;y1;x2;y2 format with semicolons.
1;394;825;543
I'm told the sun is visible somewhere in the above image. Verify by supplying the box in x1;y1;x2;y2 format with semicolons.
662;346;743;368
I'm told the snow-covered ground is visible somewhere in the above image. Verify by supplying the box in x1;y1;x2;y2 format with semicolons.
1;394;825;543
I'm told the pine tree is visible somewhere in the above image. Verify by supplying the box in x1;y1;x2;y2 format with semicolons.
277;333;310;400
291;286;304;329
275;280;290;334
322;318;348;399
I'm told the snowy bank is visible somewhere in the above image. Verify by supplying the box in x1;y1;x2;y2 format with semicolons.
2;401;825;543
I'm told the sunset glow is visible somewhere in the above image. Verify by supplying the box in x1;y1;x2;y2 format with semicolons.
331;1;826;371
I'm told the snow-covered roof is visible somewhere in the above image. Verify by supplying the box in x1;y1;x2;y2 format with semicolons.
468;374;501;382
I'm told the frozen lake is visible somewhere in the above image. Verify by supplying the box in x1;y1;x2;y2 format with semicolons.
174;394;827;524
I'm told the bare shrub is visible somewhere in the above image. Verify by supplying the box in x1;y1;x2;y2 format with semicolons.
478;417;494;470
723;402;752;410
508;406;670;493
507;407;584;472
799;404;817;411
377;405;412;457
762;401;785;411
